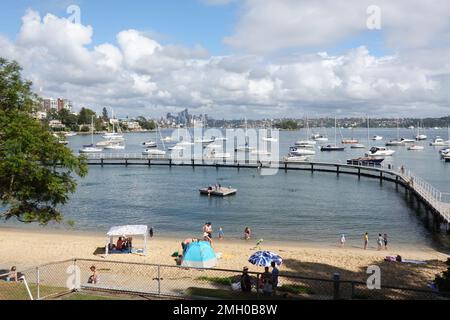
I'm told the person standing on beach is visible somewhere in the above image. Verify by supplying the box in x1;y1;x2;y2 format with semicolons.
206;222;213;239
340;234;346;248
383;234;388;250
244;227;251;240
377;234;383;251
363;233;369;250
218;227;224;240
271;261;279;296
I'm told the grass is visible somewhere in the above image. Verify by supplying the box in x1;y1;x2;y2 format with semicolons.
186;287;300;300
61;293;124;300
196;276;233;286
0;281;67;300
278;284;313;295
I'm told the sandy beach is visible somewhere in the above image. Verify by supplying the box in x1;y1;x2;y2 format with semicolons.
0;226;448;290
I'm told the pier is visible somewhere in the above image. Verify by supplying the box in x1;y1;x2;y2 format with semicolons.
83;153;450;227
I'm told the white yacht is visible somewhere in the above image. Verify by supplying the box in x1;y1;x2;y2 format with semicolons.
142;149;166;156
407;145;424;151
80;116;103;153
371;135;383;141
289;146;316;156
195;137;215;144
400;138;415;144
65;132;77;137
430;137;450;146
350;143;366;149
143;140;158;147
104;143;125;150
283;155;310;162
365;146;395;157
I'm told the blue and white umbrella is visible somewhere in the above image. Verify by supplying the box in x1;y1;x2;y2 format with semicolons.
248;251;282;267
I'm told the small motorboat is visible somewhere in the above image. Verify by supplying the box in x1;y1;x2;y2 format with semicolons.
385;140;404;146
104;143;125;150
347;157;384;166
79;144;103;153
142;149;166;156
416;134;427;141
320;145;345;151
400;138;415;144
350;144;366;149
143;140;157;147
295;140;316;146
289;146;316;156
365;146;395;157
430;137;450;146
342;138;358;144
371;135;383;141
408;145;424;151
283;155;310;162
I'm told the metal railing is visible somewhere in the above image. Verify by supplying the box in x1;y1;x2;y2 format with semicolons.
1;259;448;300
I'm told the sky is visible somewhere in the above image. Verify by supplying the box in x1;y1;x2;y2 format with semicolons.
0;0;449;119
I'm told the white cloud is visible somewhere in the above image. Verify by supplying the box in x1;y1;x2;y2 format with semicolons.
0;9;448;118
225;0;450;53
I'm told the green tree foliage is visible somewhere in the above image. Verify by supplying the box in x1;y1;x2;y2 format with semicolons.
136;116;156;130
0;58;88;224
275;119;299;130
77;107;97;125
102;107;109;121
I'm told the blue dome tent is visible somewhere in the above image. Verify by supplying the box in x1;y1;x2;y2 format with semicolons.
181;241;217;268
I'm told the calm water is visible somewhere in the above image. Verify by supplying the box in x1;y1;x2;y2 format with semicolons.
4;127;450;248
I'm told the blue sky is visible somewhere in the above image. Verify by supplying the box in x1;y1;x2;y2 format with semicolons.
0;1;447;118
0;0;390;57
0;0;239;55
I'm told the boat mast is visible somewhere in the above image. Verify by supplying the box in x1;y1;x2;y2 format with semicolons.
334;117;337;146
367;115;370;145
91;115;94;145
397;118;400;141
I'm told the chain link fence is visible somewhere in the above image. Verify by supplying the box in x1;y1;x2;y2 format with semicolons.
1;258;448;300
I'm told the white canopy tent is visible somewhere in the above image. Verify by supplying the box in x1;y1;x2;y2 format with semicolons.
105;225;148;256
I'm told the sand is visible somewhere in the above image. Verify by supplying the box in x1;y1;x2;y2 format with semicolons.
0;226;448;290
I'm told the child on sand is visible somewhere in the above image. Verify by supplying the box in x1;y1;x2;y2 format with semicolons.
244;227;251;240
218;227;224;240
363;233;369;250
340;234;346;248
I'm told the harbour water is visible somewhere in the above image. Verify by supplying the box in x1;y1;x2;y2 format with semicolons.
3;127;450;248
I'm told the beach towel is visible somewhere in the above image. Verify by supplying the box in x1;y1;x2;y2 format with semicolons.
402;259;427;265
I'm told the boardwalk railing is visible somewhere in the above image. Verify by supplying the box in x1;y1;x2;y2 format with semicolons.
82;153;450;224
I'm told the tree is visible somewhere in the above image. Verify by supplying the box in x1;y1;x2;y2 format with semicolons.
78;107;96;125
0;58;88;224
102;107;109;121
136;116;156;130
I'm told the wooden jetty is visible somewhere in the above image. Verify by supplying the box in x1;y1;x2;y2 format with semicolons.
199;187;237;197
82;153;450;230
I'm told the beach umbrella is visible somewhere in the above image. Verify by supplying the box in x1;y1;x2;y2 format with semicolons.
248;251;282;267
181;241;217;268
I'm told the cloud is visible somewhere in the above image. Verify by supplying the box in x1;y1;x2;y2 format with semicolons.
0;9;448;118
224;0;450;53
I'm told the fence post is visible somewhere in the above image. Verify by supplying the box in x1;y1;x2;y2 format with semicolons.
333;273;340;300
351;281;355;300
36;266;40;300
157;265;161;296
256;273;260;299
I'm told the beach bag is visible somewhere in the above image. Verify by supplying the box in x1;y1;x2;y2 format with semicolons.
231;282;241;291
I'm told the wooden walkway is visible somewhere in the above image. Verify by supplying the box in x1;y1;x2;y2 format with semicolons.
83;153;450;225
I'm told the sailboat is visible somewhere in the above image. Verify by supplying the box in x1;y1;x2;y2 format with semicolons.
430;126;450;146
79;116;103;153
385;119;404;146
236;118;256;152
351;116;368;149
143;124;166;156
320;117;345;151
415;120;427;140
341;127;358;144
295;116;316;147
311;120;329;142
102;110;124;141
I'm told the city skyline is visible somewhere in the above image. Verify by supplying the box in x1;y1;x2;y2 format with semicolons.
1;1;450;119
